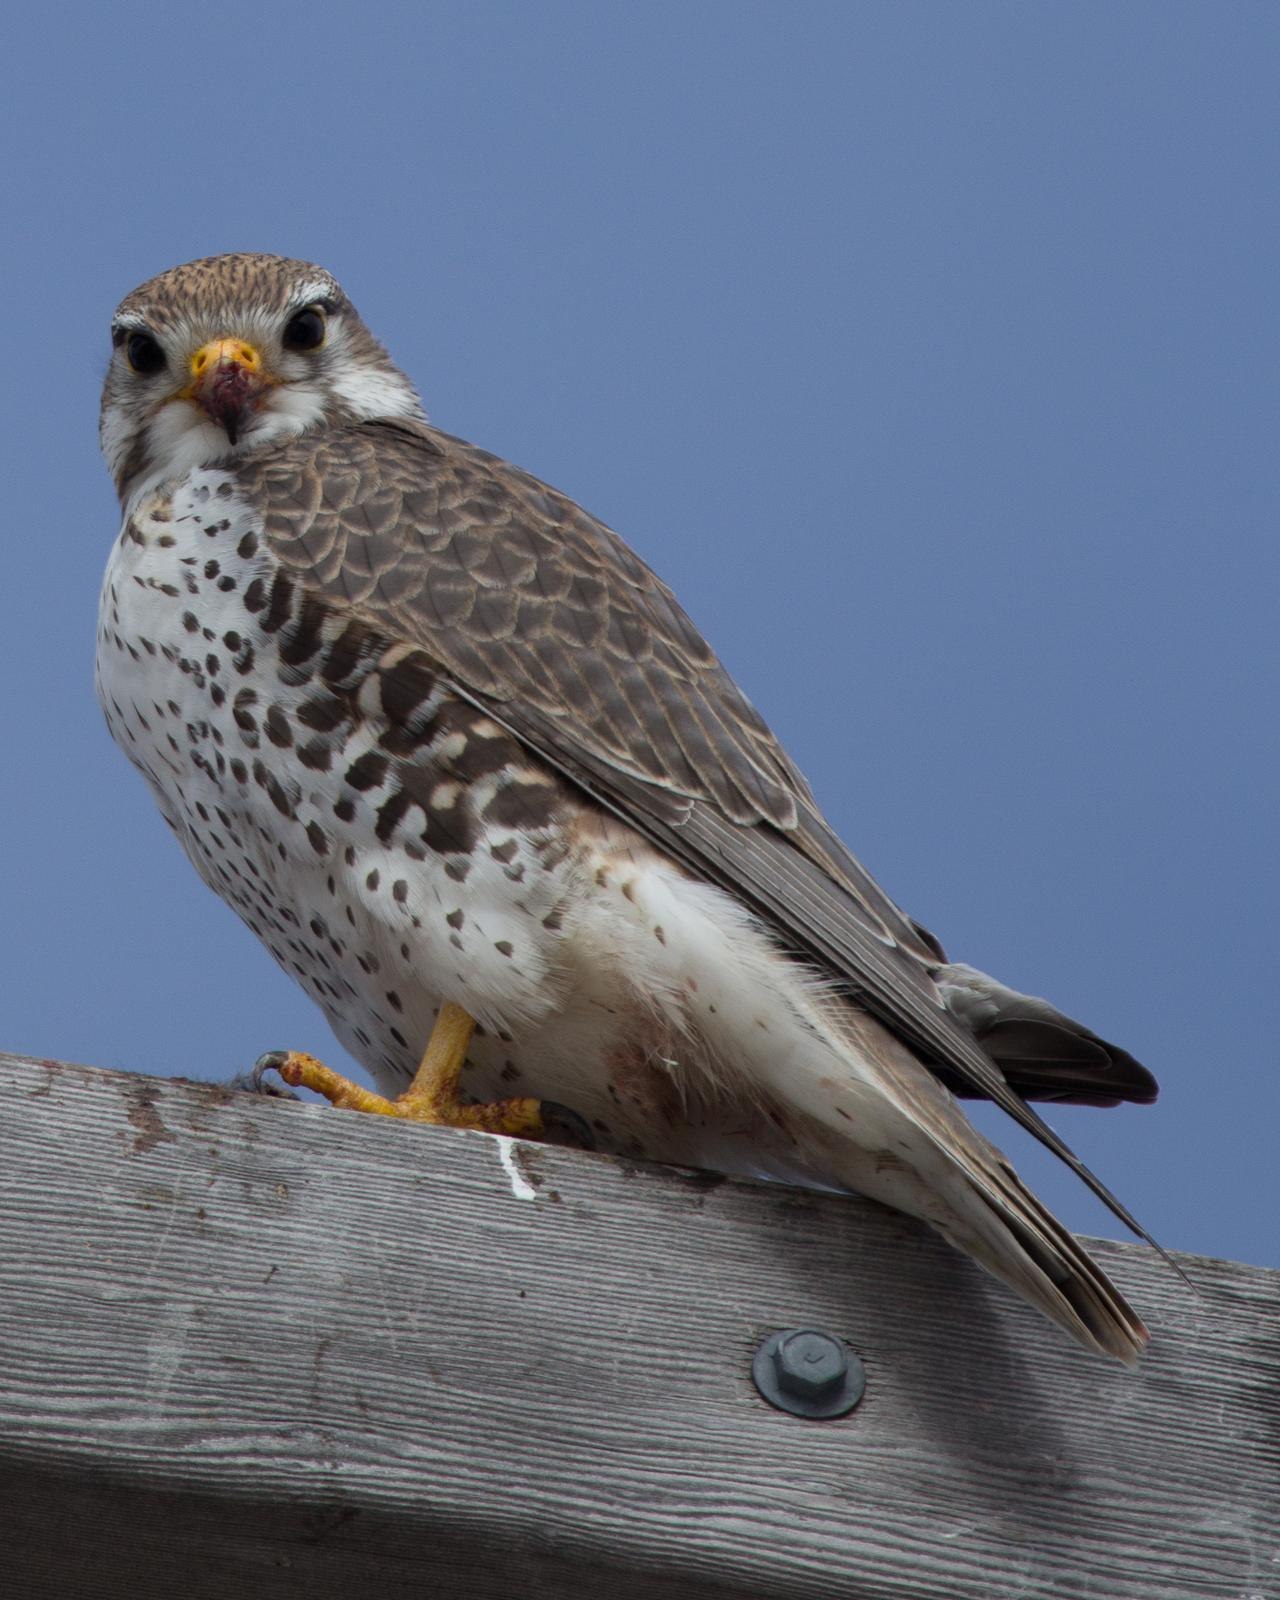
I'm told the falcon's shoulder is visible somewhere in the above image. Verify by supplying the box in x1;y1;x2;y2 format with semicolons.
242;416;824;832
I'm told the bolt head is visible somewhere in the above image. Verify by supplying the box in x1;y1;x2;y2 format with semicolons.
773;1330;848;1398
752;1327;865;1420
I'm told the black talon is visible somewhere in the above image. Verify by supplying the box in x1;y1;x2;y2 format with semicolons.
226;1052;299;1099
540;1101;596;1151
254;1050;288;1080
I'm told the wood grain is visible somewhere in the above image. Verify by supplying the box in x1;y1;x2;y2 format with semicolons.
0;1052;1275;1599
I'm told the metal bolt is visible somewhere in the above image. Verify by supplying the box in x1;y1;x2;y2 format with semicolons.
752;1328;865;1419
774;1330;848;1399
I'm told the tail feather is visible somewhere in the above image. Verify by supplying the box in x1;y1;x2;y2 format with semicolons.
943;1161;1148;1363
806;996;1150;1363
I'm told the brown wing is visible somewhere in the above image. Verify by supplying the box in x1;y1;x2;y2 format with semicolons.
244;417;1156;1238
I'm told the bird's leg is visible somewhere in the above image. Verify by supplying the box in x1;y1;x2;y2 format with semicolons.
255;1001;544;1137
396;1002;544;1134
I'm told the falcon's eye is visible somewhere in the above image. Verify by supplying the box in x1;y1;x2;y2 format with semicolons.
282;306;327;352
126;332;166;376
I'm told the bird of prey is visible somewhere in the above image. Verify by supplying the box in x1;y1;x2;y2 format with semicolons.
97;253;1158;1362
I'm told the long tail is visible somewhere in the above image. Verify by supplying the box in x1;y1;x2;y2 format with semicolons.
809;999;1149;1362
957;1160;1149;1362
725;979;1148;1362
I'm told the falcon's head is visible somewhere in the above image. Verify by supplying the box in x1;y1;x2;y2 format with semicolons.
101;253;425;506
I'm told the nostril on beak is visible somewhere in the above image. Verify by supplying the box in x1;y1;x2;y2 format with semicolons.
190;339;261;379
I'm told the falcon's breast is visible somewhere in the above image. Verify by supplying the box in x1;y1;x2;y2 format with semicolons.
95;461;600;1093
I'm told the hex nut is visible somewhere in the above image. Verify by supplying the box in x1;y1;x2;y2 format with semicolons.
753;1328;866;1420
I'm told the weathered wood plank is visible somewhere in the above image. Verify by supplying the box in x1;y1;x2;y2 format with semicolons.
0;1052;1275;1599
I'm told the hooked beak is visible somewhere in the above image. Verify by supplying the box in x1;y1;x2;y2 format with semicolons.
181;338;272;444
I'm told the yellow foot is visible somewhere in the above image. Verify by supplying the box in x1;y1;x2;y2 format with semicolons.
254;1000;544;1138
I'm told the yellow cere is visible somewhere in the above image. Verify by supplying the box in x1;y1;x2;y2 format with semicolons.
188;338;262;379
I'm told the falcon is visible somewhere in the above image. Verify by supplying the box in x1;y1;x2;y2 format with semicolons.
97;254;1159;1361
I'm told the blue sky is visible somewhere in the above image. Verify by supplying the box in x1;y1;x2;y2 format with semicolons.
2;2;1275;1270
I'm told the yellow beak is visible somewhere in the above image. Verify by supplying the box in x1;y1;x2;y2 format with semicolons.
181;338;270;444
183;337;262;388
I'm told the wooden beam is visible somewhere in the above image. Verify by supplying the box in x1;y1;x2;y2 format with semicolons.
0;1052;1275;1599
